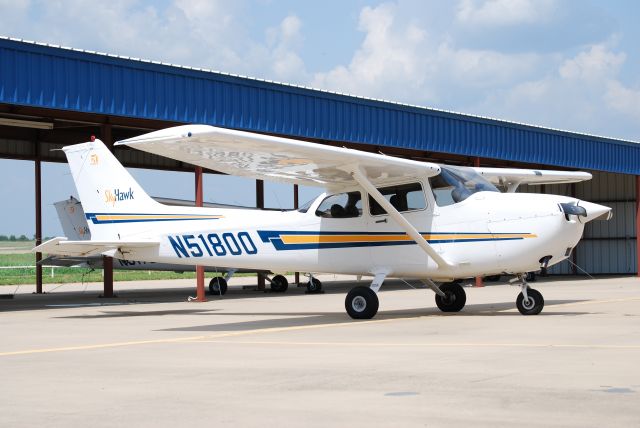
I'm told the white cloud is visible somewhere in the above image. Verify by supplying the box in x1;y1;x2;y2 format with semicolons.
472;43;636;139
559;44;626;82
437;44;539;88
456;0;557;26
264;15;307;82
312;3;540;105
0;1;307;83
605;81;640;121
312;4;433;101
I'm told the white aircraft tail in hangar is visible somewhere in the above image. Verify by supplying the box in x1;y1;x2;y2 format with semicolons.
35;125;612;319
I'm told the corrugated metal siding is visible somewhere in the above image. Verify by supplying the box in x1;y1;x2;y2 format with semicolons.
520;172;636;275
0;138;34;157
2;38;640;174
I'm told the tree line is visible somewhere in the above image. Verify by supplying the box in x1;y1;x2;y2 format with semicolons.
0;234;53;242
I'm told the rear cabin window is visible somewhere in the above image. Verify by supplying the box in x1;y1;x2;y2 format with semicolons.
369;183;426;216
315;191;363;218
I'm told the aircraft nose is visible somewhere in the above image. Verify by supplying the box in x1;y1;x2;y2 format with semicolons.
576;200;613;223
559;200;612;223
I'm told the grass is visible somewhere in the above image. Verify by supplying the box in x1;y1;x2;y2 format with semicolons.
0;241;35;247
0;240;37;254
0;252;254;286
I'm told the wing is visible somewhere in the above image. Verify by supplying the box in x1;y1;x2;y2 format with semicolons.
34;237;159;257
115;125;441;188
472;167;592;189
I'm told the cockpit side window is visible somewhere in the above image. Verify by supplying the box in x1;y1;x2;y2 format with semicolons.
315;191;363;218
429;165;499;207
369;182;426;216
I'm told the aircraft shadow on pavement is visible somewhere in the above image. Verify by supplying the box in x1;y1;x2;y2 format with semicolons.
2;281;591;324
154;301;591;333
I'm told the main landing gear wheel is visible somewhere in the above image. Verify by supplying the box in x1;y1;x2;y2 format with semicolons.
209;277;228;295
270;275;289;293
435;282;466;312
345;286;379;319
306;277;322;293
516;288;544;315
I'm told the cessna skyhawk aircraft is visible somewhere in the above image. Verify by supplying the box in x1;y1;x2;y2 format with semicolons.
35;125;611;319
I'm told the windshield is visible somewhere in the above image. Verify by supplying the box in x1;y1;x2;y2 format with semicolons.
297;196;317;213
429;165;499;206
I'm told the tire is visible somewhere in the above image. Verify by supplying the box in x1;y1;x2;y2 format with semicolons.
345;286;379;319
270;275;289;293
307;277;322;293
516;288;544;315
209;277;228;295
435;282;466;312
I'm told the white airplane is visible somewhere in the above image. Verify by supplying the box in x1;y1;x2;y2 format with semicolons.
41;197;282;295
35;125;612;319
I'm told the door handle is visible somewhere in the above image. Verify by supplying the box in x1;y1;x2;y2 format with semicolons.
375;218;387;223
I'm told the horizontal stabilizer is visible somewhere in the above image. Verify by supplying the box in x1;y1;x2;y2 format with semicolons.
33;237;159;257
473;167;591;191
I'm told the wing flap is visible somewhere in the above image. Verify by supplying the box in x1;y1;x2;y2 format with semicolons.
115;125;441;188
33;237;159;257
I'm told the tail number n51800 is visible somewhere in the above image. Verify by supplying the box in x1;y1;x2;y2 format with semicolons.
168;232;257;258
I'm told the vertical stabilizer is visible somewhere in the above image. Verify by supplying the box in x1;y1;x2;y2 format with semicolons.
54;197;91;240
62;139;161;240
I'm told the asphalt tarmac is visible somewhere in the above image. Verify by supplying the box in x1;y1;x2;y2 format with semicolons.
1;275;639;427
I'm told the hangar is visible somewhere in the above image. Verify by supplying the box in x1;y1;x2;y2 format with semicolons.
1;37;639;298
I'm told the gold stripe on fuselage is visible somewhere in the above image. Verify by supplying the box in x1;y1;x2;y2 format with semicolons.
281;233;537;244
95;214;224;221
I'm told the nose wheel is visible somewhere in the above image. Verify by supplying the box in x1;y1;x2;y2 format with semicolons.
516;288;544;315
513;274;544;315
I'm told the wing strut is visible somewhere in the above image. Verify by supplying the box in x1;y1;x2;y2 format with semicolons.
506;180;522;193
351;167;452;269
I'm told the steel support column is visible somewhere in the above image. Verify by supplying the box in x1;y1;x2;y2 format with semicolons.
256;180;265;290
100;255;114;297
473;157;483;287
194;166;207;301
636;175;640;277
571;183;578;275
540;184;548;277
35;157;43;294
100;124;115;298
294;184;300;286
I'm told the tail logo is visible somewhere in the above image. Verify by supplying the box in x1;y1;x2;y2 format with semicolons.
90;154;99;165
105;187;135;206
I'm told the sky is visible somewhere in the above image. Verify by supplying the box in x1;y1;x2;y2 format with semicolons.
1;0;640;236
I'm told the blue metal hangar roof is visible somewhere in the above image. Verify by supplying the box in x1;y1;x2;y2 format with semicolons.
1;37;639;175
